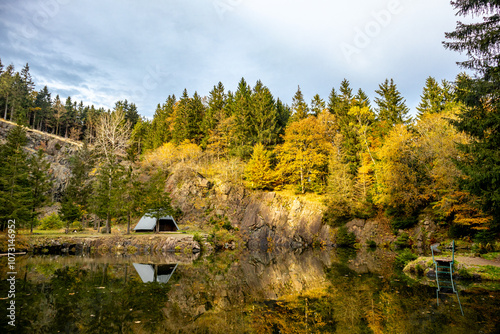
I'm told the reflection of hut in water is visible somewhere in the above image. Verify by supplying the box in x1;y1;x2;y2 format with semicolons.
133;215;179;232
132;263;178;283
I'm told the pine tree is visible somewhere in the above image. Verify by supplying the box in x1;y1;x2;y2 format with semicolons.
60;144;94;231
232;78;253;157
290;86;309;122
275;98;290;142
34;86;51;131
354;88;370;108
444;0;500;230
141;170;175;233
202;82;226;148
0;126;31;230
251;80;278;146
28;149;52;233
0;64;14;120
416;76;445;118
374;78;411;126
310;94;325;116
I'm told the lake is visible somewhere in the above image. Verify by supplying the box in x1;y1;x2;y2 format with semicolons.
1;248;499;333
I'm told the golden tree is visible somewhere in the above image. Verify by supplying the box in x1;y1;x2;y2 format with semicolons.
275;117;333;193
244;143;274;190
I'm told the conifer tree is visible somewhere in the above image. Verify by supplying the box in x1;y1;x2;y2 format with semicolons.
416;76;446;117
251;80;278;146
28;149;52;233
290;86;309;122
0;126;31;230
310;94;325;116
34;86;51;131
141;170;175;233
232;78;253;157
202;82;226;148
444;0;500;230
374;78;411;126
60;144;94;231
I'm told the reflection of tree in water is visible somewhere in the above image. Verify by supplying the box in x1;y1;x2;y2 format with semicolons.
2;253;500;334
2;263;172;334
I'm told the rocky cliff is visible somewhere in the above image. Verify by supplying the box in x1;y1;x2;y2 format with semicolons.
0;119;81;200
165;166;335;250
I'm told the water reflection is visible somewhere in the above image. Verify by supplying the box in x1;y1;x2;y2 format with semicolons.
133;263;178;284
0;249;498;333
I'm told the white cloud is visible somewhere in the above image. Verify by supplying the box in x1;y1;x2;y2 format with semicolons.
0;0;465;117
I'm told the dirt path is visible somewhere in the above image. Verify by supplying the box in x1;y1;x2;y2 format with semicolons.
455;256;500;267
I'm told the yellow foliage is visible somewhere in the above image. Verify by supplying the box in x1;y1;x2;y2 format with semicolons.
142;140;202;170
275;116;334;193
374;124;420;212
244;143;274;190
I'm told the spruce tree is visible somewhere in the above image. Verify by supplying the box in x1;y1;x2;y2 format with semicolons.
202;82;226;148
310;94;325;116
251;80;278;146
0;126;31;230
28;149;52;233
416;76;445;118
374;78;411;126
444;0;500;230
232;78;253;157
290;86;309;122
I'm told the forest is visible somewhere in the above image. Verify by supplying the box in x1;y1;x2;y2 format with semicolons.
0;1;498;244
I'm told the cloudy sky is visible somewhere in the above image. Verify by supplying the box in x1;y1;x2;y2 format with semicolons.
0;0;465;118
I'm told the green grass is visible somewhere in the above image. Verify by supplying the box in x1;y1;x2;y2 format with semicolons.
473;265;500;281
481;252;500;261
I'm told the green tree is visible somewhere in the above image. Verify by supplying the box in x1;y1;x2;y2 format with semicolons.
92;107;131;233
60;144;94;231
416;77;456;118
1;64;15;120
444;0;500;230
251;80;279;146
0;126;31;230
374;78;411;127
231;78;253;157
202;82;226;148
34;86;51;131
310;94;325;116
28;149;52;233
290;86;309;122
141;170;175;233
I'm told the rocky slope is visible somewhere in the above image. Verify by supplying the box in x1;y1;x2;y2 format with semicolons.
165;167;335;250
0;119;81;200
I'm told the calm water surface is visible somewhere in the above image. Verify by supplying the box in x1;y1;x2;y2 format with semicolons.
1;248;499;333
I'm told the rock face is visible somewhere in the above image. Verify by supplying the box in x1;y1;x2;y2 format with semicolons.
165;167;335;250
0;119;81;200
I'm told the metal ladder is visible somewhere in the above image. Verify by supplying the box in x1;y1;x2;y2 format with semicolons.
431;240;464;316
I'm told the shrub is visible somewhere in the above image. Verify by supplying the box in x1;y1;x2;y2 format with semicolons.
395;248;417;269
336;226;356;248
39;213;64;230
322;203;352;227
474;230;496;246
366;240;377;248
69;221;84;232
394;232;411;249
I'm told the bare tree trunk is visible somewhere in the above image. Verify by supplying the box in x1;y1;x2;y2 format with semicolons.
106;211;111;234
127;211;131;234
3;94;8;119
